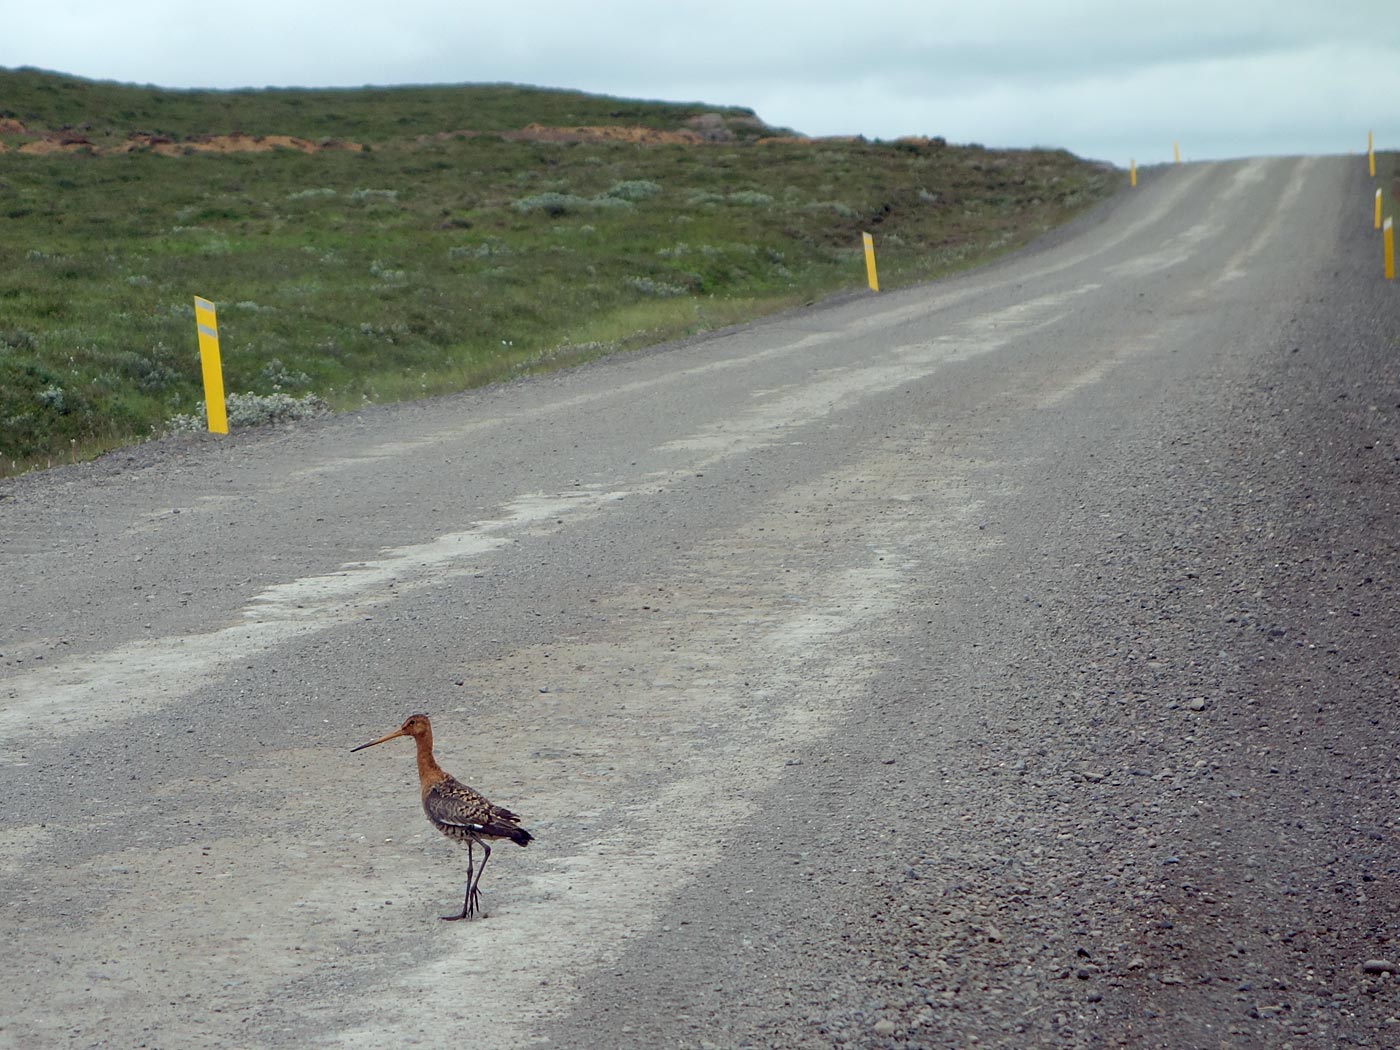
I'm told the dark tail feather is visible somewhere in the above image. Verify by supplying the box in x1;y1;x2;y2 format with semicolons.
483;822;533;847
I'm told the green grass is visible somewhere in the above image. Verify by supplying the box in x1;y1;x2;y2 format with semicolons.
0;68;1120;474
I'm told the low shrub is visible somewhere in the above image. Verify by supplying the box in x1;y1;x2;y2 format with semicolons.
165;391;329;433
605;179;662;201
728;190;774;206
626;276;688;297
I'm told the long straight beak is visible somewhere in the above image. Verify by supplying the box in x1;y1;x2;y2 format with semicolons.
350;727;408;752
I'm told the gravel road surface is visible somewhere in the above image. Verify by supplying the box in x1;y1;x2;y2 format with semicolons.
2;154;1397;1049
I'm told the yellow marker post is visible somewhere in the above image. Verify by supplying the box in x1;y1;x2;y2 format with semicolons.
862;232;879;292
1173;141;1180;164
193;296;228;434
1385;218;1395;281
1377;188;1385;230
1130;159;1137;187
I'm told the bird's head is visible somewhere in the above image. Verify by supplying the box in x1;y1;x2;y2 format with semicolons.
350;712;432;752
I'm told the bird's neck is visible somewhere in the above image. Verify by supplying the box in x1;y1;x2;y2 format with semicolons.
413;732;448;793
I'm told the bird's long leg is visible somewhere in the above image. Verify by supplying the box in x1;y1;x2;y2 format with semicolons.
442;839;476;922
467;840;492;918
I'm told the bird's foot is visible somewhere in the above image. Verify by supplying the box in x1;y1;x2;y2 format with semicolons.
440;893;484;921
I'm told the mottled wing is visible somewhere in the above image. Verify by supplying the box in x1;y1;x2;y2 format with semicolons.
424;779;492;840
425;777;533;846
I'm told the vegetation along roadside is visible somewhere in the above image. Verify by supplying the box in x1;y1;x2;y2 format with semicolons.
0;67;1120;475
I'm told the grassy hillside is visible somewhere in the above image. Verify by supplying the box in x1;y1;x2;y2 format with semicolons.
0;66;782;143
0;68;1120;474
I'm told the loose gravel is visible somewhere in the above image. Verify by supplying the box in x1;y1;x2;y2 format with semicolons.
546;166;1400;1049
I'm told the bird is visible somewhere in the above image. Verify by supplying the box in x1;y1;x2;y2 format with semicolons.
351;713;533;920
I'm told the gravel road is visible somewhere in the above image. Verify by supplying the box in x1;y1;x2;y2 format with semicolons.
2;154;1397;1049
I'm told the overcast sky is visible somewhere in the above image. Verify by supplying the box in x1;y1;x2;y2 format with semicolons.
3;1;1395;166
